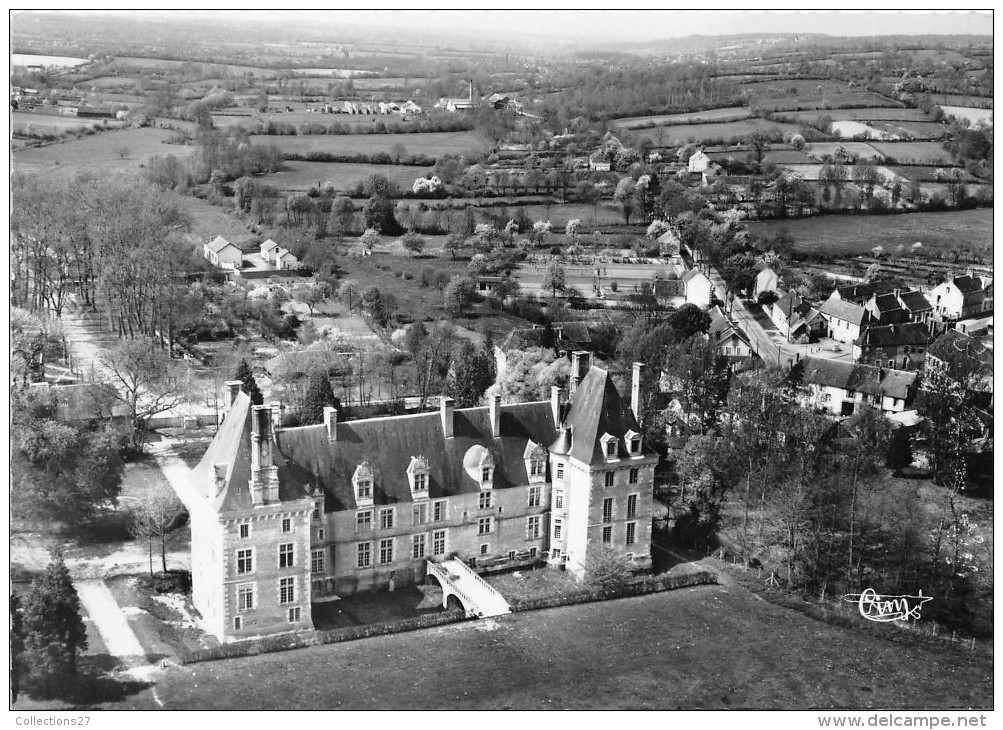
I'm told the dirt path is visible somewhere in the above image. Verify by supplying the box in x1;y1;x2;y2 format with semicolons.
145;440;201;512
75;580;162;685
60;293;119;381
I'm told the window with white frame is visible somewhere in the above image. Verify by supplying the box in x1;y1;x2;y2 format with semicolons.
552;548;561;559
479;491;493;510
279;577;296;604
624;430;641;455
413;473;428;491
553;518;562;540
357;542;371;569
627;493;638;519
481;467;492;483
527;515;541;539
353;462;374;505
288;606;302;623
281;517;291;533
432;529;446;556
626;522;637;545
236;548;254;575
311;549;325;574
528;485;541;507
379;538;394;565
412;534;426;560
530;458;545;477
556;462;565;480
529;547;538;558
236;583;255;612
357;509;372;531
478;517;492;535
602;498;613;523
407;455;430;496
278;543;295;569
379;507;394;530
480;543;489;556
433;500;447;522
412;502;428;526
317;528;325;541
555;490;564;509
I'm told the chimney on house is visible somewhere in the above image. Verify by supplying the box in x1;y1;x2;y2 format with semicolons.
570;351;590;396
225;380;242;406
489;394;501;438
250;405;280;505
631;362;644;426
468;79;473;101
440;396;455;439
551;385;564;428
324;406;338;442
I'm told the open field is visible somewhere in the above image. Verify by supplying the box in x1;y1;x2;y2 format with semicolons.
517;259;665;298
868;142;954;165
744;79;900;112
831;120;896;140
12;127;193;179
747;208;993;260
12;112;111;134
775;107;935;123
12;52;89;67
805;142;883;160
777;164;901;183
941;106;994;125
514;202;628;228
615;106;752;129
708;148;811;165
937;94;993;109
876;120;953;140
73;581;993;710
249;130;487;157
260;160;433;192
637;119;803;146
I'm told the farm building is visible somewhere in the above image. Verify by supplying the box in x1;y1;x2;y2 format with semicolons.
896;289;935;326
770;291;824;343
190;354;656;642
204;235;243;270
864;292;909;326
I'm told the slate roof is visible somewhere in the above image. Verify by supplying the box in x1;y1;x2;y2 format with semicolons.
260;239;279;252
274;401;558;512
871;293;906;315
709;308;753;351
819;298;869;326
550;366;648;464
855;323;931;349
192;392;310;514
207;235;239;253
682;268;710;285
952;275;984;295
898;290;933;313
927;329;994;370
802;358;917;400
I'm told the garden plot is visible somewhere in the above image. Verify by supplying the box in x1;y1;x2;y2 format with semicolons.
941;106;994;125
830;120;898;140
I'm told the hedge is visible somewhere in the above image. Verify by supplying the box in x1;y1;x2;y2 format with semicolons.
509;569;717;612
179;608;465;665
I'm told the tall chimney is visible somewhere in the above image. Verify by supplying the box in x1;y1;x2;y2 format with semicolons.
440;396;455;439
550;385;564;428
631;362;644;426
250;405;279;505
489;394;501;438
225;380;242;406
570;350;590;396
324;406;338;442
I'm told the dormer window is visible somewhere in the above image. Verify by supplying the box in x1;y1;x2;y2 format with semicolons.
352;462;374;507
600;432;618;460
523;440;547;483
624;430;642;456
407;455;431;500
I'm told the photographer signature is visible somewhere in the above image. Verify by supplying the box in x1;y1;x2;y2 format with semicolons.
844;588;933;622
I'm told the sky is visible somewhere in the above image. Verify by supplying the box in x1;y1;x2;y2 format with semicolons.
259;9;994;42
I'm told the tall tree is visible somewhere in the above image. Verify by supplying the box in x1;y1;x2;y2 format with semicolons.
448;339;495;408
542;260;567;300
22;556;88;687
129;490;188;575
233;358;264;405
300;370;340;425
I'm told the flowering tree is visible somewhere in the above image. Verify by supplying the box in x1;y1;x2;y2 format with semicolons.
565;218;581;244
530;220;552;246
359;228;380;253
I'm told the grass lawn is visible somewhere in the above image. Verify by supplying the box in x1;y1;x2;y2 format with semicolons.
260;160;432;193
615;106;752;129
868;141;954;165
11;126;193;180
636;119;803;146
91;580;992;710
250;130;487;157
485;567;582;602
312;585;445;630
747;209;993;260
778;108;935;123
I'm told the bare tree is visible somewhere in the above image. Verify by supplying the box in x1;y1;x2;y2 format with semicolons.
116;146;130;160
129;490;187;576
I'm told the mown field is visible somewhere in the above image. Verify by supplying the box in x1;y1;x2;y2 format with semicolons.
615;106;752;129
747;208;993;259
775;107;934;123
11;127;192;179
260;160;433;192
868;142;953;165
744;78;901;112
805;142;884;160
12;112;110;134
636;119;803;146
75;582;993;710
249;130;487;157
941;106;994;125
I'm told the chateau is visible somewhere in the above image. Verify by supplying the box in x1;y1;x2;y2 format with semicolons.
190;352;657;642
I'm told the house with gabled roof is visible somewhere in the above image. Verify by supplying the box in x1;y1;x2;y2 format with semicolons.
771;290;824;343
864;292;909;326
929;274;992;321
801;357;918;417
853;322;931;370
896;289;934;326
190;353;656;642
682;268;714;308
259;239;280;262
753;265;779;300
708;306;756;367
688;149;711;173
819;296;870;345
203;235;243;270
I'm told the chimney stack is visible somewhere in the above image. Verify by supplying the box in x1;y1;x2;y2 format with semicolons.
570;351;590;396
225;380;242;406
468;79;473;101
440;396;455;439
631;362;644;426
250;405;279;505
324;406;338;442
489;394;501;438
550;385;564;428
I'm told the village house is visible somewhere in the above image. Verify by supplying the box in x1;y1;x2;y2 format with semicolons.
819;296;870;345
926;329;994;383
190;354;656;643
203;235;243;270
687;149;711;173
707;306;756;368
588;150;612;172
801;357;918;417
928;274;993;322
896;289;935;327
770;290;824;343
273;247;299;270
682;268;714;309
259;239;280;263
753;265;779;300
852;322;931;370
864;292;909;326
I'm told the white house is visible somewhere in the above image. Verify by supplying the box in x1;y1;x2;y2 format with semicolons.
819;296;870;345
708;306;755;366
801;358;918;417
753;266;779;300
928;274;992;321
260;239;280;263
203;236;243;270
688;149;711;174
274;248;299;270
682;268;714;309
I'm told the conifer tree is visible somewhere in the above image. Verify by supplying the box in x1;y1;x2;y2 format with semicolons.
300;370;340;425
234;358;263;405
22;556;87;689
